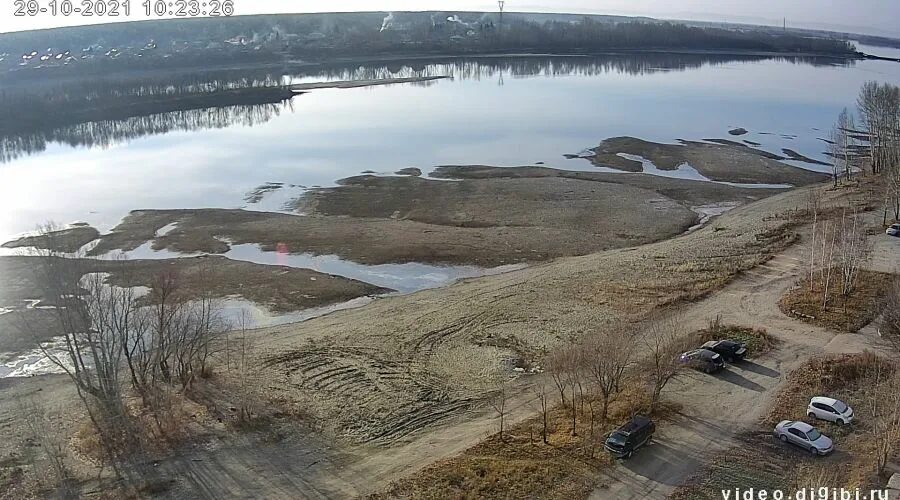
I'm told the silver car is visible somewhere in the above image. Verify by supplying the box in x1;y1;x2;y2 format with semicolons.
887;224;900;237
807;396;854;425
774;420;834;456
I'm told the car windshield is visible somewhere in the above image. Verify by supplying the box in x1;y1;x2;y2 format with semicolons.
832;401;848;413
607;432;627;446
806;429;822;441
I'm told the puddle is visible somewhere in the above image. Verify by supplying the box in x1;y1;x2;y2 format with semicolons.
687;202;741;232
243;184;311;214
224;244;521;293
2;238;528;379
113;241;522;294
600;153;793;189
0;337;71;378
218;295;377;330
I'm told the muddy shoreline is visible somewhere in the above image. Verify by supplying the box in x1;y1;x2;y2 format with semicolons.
584;136;830;185
85;161;790;269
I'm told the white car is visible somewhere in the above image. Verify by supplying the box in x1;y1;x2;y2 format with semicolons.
887;224;900;237
774;420;834;456
807;396;854;425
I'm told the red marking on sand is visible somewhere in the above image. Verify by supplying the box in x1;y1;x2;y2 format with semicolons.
276;242;288;266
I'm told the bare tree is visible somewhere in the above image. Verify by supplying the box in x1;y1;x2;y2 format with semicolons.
489;383;509;442
25;224;225;481
546;344;575;410
828;125;844;188
643;314;690;411
839;108;857;182
565;346;586;436
835;208;870;297
20;399;77;499
235;311;256;424
820;221;838;311
125;266;225;396
584;325;636;423
27;245;139;476
888;160;900;223
881;279;900;353
533;382;550;445
865;363;900;475
857;81;900;175
828;108;857;185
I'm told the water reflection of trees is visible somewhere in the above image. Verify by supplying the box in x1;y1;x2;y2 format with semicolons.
0;54;852;163
0;102;289;163
0;74;294;163
292;53;851;82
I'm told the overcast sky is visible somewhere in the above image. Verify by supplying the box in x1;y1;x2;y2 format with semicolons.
1;0;896;36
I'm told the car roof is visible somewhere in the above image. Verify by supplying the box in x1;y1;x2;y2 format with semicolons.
811;396;842;406
788;421;814;432
617;415;652;434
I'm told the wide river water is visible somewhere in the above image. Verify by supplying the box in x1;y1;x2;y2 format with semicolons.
2;47;899;245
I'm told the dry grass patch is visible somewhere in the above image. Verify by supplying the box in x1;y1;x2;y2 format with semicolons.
695;316;778;357
780;270;893;332
370;385;669;500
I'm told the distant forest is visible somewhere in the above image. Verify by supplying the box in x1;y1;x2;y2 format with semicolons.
0;12;858;82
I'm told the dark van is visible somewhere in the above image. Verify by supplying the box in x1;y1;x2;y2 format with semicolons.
605;416;655;459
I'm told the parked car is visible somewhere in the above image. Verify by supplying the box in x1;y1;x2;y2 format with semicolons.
679;349;725;373
605;415;655;459
701;339;748;362
774;420;834;456
887;223;900;237
807;396;854;425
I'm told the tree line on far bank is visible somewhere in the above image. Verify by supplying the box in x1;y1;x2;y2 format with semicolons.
0;12;857;82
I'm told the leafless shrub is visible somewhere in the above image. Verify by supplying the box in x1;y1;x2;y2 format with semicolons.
235;312;256;425
488;384;509;443
546;344;575;411
864;362;900;475
583;325;636;424
642;313;691;411
533;382;550;445
881;279;900;353
19;399;77;499
23;224;226;482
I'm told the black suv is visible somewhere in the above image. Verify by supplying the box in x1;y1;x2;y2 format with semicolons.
605;416;655;459
701;339;748;362
679;349;725;373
